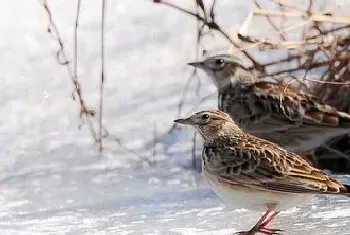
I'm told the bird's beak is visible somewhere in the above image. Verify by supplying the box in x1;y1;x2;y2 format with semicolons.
173;118;192;125
187;61;204;68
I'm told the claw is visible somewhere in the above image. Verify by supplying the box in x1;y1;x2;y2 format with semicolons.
259;227;284;235
234;231;253;235
235;226;284;235
234;207;283;235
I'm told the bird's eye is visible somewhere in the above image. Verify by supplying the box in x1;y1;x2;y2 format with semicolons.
215;58;225;66
201;114;210;120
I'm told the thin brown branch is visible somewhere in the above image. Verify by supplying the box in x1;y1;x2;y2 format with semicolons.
306;25;350;40
154;0;263;70
273;0;305;12
98;0;107;151
73;0;81;81
209;0;217;21
194;3;204;96
114;137;154;166
176;72;198;117
306;0;313;15
40;0;99;143
192;131;198;170
40;0;72;77
254;0;287;41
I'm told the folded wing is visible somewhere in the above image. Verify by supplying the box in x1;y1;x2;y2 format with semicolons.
220;81;350;134
205;134;350;196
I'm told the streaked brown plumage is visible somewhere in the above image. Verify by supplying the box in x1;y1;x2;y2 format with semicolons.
174;110;350;234
188;54;350;152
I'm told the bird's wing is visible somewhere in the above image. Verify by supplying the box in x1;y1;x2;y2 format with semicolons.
205;135;349;195
222;81;350;133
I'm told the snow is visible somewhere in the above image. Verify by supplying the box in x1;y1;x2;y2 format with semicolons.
1;0;350;234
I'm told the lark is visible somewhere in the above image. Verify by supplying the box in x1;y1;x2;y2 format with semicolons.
174;110;350;235
188;54;350;153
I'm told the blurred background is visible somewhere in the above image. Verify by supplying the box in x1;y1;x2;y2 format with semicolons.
1;0;350;234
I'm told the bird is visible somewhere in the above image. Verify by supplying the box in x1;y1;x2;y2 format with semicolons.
174;110;350;235
187;54;350;153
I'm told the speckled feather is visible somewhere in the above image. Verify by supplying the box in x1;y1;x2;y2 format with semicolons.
175;110;350;229
203;133;350;195
188;54;350;151
220;81;350;128
175;110;350;214
218;81;350;151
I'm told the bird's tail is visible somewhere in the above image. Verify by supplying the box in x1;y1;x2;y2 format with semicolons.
343;184;350;197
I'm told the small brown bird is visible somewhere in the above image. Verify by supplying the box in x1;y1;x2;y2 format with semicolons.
188;54;350;153
174;110;350;235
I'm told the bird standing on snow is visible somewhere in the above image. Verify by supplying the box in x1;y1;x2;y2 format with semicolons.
174;110;350;234
188;54;350;153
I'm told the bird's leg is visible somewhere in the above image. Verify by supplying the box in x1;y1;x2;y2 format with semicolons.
260;211;279;227
235;209;271;235
235;205;283;235
258;211;282;234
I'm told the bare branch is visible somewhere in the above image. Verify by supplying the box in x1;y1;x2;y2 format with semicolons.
39;0;100;143
154;0;263;70
98;0;107;151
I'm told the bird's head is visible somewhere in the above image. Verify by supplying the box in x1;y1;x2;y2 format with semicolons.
188;54;255;89
174;110;243;141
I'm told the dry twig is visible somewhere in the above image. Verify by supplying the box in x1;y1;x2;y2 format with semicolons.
39;0;100;143
154;0;350;172
98;0;107;151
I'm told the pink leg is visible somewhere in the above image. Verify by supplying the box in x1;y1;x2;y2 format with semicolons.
260;212;280;227
235;205;283;235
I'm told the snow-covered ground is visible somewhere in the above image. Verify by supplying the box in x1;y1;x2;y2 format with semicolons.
1;0;350;234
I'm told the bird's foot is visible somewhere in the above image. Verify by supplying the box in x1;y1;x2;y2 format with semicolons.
258;227;283;235
234;226;283;235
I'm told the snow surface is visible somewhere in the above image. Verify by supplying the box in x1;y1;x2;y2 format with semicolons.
1;0;350;234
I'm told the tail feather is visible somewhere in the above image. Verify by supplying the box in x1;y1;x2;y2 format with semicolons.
343;184;350;197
